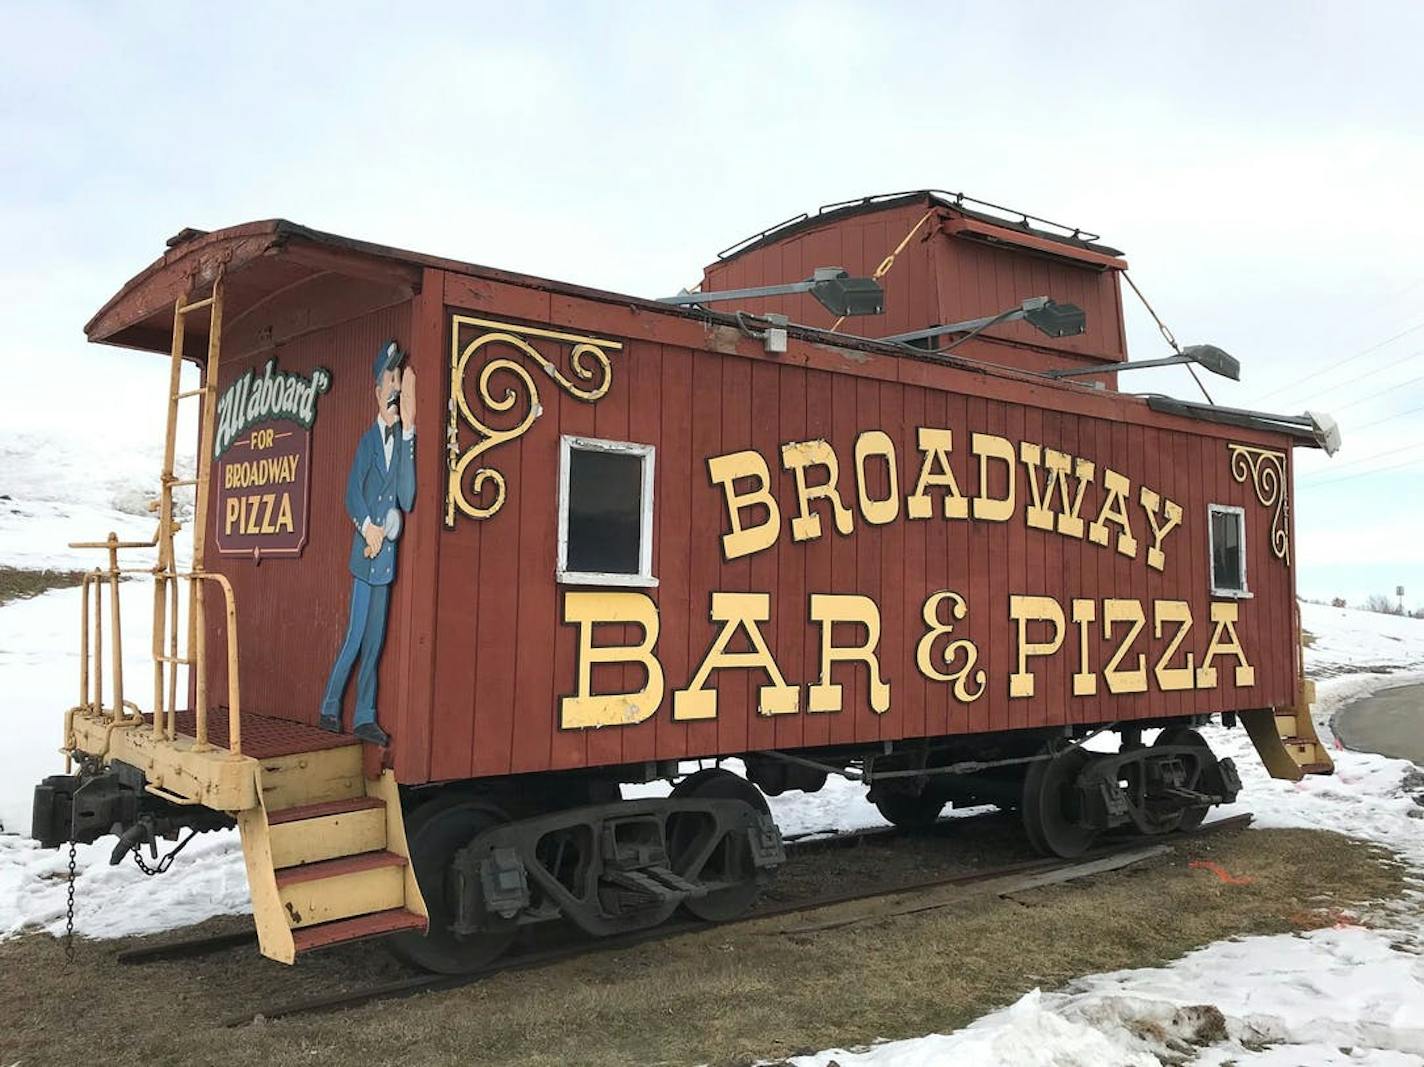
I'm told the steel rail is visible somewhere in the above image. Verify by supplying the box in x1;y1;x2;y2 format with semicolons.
115;812;1251;970
111;820;933;966
201;813;1251;1027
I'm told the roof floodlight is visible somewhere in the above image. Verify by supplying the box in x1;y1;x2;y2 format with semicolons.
807;267;886;317
1179;344;1241;382
1307;409;1342;456
1023;299;1088;338
660;267;885;318
880;296;1087;352
1044;342;1242;382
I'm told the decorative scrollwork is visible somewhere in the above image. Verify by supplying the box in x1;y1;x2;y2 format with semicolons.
1227;443;1290;564
445;316;622;524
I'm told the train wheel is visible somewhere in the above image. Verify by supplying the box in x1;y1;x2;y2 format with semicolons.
387;792;519;974
1021;746;1098;859
873;788;946;829
668;768;771;922
1154;727;1212;831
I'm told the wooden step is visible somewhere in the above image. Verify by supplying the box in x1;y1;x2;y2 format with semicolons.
275;850;407;887
259;745;366;811
269;796;385;826
269;798;389;870
292;909;428;954
276;851;409;929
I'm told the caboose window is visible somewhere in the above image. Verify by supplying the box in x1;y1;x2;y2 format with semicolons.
557;435;657;587
1208;504;1248;597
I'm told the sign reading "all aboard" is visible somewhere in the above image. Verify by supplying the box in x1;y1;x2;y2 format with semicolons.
213;358;331;560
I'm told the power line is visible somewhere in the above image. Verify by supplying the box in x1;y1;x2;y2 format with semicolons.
1349;401;1424;433
1298;440;1424;479
1255;318;1424;403
1318;345;1424;397
1332;369;1424;414
1304;454;1424;489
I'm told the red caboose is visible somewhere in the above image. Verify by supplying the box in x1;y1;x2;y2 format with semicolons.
33;191;1337;972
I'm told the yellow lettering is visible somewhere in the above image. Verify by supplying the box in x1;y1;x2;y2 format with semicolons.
559;592;665;729
674;592;797;720
274;492;295;534
781;439;854;542
808;593;890;714
707;450;781;560
1088;468;1138;558
1139;486;1183;572
1021;443;1093;538
1009;594;1064;698
853;430;900;526
915;591;985;703
906;427;968;520
971;433;1016;521
1153;600;1195;691
1102;598;1148;694
224;496;239;534
1071;598;1097;696
1196;602;1255;688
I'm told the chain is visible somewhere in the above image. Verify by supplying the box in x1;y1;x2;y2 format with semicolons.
130;828;198;877
829;209;937;333
64;839;77;965
1122;270;1215;405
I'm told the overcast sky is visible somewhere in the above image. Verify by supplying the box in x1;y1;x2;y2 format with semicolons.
3;1;1421;605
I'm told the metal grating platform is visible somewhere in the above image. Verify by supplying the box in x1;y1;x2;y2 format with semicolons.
147;710;360;759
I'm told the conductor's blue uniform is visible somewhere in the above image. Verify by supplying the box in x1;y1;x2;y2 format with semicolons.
319;347;416;731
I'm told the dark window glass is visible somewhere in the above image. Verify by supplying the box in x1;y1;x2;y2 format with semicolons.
1211;509;1244;591
567;448;643;575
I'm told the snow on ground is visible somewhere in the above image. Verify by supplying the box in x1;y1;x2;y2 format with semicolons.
1302;599;1424;678
4;469;1424;1061
0;429;196;572
788;611;1424;1067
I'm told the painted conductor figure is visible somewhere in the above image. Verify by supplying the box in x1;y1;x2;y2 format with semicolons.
318;339;416;745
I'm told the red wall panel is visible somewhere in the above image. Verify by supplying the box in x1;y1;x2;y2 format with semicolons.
414;285;1300;786
199;268;1299;789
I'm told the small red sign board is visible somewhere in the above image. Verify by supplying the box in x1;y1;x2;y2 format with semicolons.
215;422;313;559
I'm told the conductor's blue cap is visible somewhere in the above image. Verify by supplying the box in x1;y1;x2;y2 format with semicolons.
374;339;406;381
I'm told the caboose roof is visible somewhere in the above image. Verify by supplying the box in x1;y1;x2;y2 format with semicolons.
710;190;1127;268
83;216;1326;450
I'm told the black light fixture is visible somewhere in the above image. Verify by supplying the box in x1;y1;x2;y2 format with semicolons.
660;267;885;318
1044;342;1241;382
880;296;1087;352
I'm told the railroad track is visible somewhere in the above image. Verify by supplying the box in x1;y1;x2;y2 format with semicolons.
115;813;1252;1026
114;811;993;967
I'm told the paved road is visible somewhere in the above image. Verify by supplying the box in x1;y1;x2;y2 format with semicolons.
1333;683;1424;765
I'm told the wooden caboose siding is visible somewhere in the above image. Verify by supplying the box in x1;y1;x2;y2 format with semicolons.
203;301;421;737
413;272;1298;786
701;198;1127;376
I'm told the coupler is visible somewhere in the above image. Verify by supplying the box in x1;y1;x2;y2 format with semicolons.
31;760;232;860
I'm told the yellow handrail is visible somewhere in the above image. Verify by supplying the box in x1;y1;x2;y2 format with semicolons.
178;571;242;757
66;272;244;761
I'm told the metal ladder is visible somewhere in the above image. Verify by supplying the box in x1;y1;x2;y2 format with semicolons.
148;272;244;754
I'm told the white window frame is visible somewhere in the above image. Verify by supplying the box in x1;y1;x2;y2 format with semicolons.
557;434;658;588
1207;503;1251;598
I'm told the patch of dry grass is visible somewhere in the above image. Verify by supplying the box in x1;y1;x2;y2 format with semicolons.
0;565;88;607
0;827;1405;1067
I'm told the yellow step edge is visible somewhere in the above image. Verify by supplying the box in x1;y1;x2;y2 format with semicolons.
269;805;388;869
277;857;408;929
